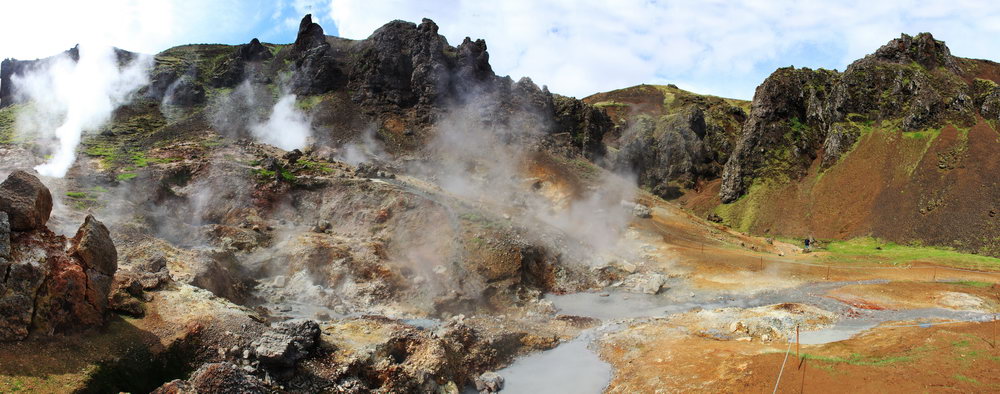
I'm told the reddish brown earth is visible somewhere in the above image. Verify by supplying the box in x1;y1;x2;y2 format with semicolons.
603;319;1000;393
681;120;1000;255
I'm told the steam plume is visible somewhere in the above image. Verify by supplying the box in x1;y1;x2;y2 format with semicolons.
250;94;312;151
13;44;151;177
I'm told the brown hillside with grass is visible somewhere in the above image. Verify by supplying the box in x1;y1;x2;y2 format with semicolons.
680;119;999;255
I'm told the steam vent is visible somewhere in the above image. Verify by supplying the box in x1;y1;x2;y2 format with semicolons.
0;6;998;393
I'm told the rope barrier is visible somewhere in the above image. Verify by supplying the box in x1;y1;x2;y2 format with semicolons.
772;338;793;394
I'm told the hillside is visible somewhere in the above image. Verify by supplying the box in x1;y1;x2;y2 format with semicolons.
590;34;1000;258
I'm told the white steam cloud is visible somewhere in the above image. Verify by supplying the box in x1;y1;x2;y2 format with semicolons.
250;94;312;151
13;44;150;178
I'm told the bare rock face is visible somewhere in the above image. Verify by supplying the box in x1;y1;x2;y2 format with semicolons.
252;319;321;369
720;32;977;203
0;170;53;231
0;212;10;258
70;214;118;276
211;38;276;88
294;14;327;52
0;172;117;341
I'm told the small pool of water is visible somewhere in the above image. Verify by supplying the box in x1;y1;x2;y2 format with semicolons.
796;308;992;345
494;333;612;394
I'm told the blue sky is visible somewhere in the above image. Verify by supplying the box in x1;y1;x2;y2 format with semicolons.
4;1;1000;100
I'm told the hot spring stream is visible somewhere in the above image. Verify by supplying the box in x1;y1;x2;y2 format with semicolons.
492;280;994;393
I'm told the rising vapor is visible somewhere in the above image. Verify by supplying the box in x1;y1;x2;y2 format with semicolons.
13;44;150;177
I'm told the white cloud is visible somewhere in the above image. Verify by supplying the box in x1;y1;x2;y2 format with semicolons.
2;1;999;101
0;0;264;60
329;0;1000;99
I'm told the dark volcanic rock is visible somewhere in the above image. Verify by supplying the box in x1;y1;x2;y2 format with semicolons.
211;38;275;87
720;67;838;203
872;32;959;72
0;212;9;259
164;74;206;106
615;107;710;193
237;38;273;62
294;14;327;52
153;362;268;394
349;18;452;109
287;15;346;95
720;32;976;203
0;170;53;231
552;95;612;158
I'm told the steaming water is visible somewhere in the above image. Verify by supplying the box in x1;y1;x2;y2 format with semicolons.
493;332;612;394
498;280;994;391
796;308;993;345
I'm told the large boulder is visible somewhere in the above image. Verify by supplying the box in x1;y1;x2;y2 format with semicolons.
252;319;321;368
152;362;268;394
0;170;53;231
69;215;118;276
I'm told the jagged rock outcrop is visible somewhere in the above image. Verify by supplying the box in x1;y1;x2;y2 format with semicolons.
615;108;708;196
585;84;747;198
294;14;327;52
721;33;979;203
720;67;837;202
288;15;345;95
211;38;275;88
551;95;612;158
0;171;118;341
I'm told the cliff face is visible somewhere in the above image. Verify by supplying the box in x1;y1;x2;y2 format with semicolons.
583;84;748;198
720;33;988;203
702;33;1000;256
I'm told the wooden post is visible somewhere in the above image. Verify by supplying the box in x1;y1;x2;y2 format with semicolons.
760;256;764;271
991;314;996;348
796;325;800;359
932;267;937;282
825;265;830;280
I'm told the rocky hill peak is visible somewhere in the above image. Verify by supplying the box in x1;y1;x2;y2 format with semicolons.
869;32;958;72
294;14;327;52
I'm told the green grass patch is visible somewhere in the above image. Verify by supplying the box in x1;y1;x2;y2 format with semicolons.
947;280;994;288
592;100;628;108
902;126;942;140
253;168;296;182
116;172;138;182
822;237;1000;270
298;159;334;173
295;95;324;111
801;352;914;366
953;374;980;385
